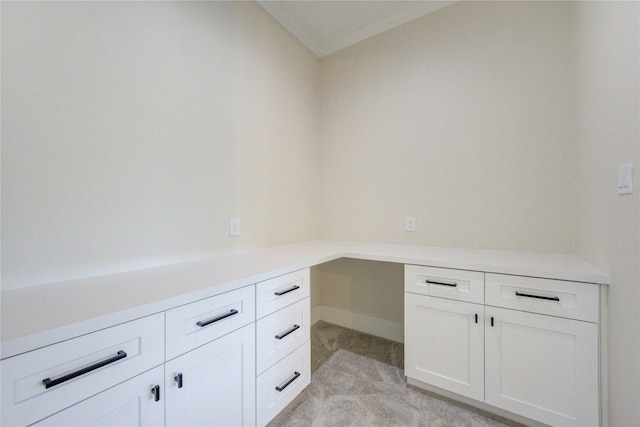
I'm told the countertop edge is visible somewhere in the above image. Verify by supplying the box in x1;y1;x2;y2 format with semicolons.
1;241;609;359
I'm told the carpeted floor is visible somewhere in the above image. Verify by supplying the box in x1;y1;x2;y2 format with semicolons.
269;321;523;427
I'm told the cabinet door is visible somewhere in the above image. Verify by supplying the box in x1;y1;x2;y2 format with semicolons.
404;293;484;401
33;366;164;427
485;307;599;426
165;323;256;427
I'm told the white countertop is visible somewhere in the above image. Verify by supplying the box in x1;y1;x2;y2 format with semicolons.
0;240;609;359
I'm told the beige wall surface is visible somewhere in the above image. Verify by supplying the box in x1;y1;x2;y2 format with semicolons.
313;259;404;324
319;1;577;254
1;1;320;289
573;2;640;425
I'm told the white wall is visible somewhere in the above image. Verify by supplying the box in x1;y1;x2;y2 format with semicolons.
573;2;640;425
319;1;577;254
1;1;320;289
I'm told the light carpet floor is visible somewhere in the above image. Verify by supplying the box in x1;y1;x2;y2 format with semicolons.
270;348;516;427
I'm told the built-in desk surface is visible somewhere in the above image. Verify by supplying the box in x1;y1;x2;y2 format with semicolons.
1;240;608;359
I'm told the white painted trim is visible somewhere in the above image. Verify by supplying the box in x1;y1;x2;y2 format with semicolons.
599;285;609;426
317;1;455;57
258;1;455;57
311;305;323;326
311;305;403;343
257;1;321;55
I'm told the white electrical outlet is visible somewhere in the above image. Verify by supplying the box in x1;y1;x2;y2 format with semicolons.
405;216;416;232
229;218;240;237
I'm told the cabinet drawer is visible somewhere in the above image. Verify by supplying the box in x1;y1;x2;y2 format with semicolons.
257;297;310;375
405;265;484;304
1;313;164;427
485;274;599;322
256;340;311;427
256;269;310;319
166;285;255;360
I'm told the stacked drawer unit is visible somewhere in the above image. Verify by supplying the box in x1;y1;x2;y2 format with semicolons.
255;269;311;427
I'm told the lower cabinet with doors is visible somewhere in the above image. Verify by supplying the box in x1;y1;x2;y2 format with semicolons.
405;265;602;426
1;284;257;427
164;284;256;427
0;313;166;426
404;266;485;401
165;323;255;427
483;273;600;426
1;251;603;427
1;270;314;427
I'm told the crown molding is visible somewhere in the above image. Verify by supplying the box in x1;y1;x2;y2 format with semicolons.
258;1;455;58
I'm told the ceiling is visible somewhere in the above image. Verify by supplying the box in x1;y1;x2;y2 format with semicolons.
257;1;456;57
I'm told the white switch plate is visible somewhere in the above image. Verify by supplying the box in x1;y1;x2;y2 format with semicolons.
229;218;240;237
405;216;416;232
617;163;633;195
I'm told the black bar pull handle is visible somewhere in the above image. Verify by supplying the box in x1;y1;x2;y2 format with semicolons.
425;279;457;288
275;371;301;392
491;317;494;327
196;309;239;327
175;373;183;389
475;314;478;324
42;350;127;389
515;291;560;302
151;385;160;402
274;285;300;296
275;324;300;340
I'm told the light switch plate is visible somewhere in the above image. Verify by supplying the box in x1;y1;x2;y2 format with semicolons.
229;218;240;236
617;163;633;195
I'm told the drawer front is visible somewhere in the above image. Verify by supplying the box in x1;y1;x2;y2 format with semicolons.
256;340;311;427
166;285;255;360
1;313;164;427
256;297;310;375
485;274;599;322
256;269;310;319
405;265;484;304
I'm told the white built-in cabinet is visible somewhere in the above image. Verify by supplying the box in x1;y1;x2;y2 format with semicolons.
1;269;312;427
0;313;165;426
404;267;485;401
1;250;605;427
405;265;602;426
164;284;256;427
165;324;256;427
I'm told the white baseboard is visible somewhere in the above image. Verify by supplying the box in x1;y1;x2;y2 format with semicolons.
311;305;404;343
